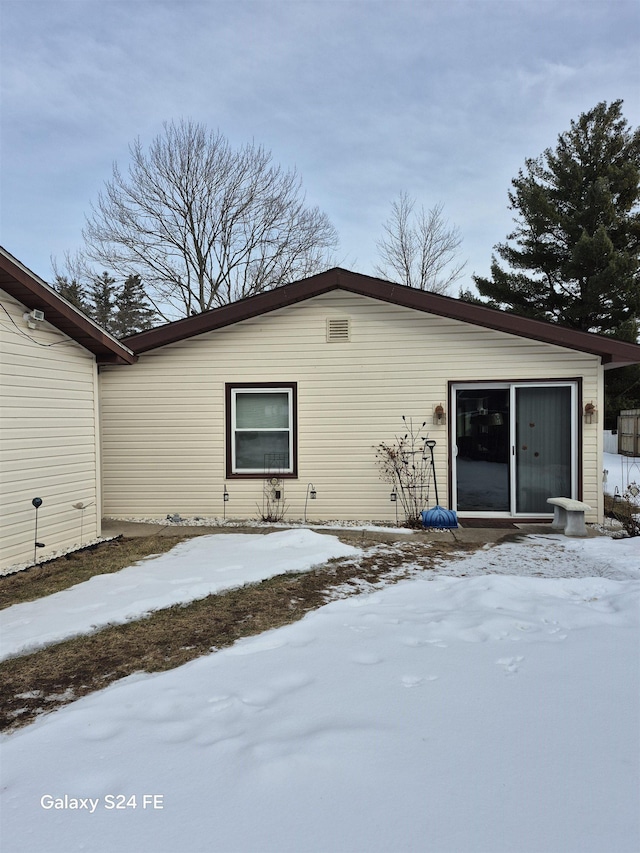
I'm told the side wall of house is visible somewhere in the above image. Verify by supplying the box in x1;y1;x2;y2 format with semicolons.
0;290;100;571
99;291;602;523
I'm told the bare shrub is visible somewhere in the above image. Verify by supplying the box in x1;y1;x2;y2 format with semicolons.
375;417;431;527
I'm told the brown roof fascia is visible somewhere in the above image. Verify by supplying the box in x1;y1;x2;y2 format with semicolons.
123;268;343;352
0;247;136;365
123;267;640;367
339;271;640;368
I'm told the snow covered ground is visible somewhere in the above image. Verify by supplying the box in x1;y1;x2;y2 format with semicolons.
0;530;361;661
1;525;639;853
603;450;640;495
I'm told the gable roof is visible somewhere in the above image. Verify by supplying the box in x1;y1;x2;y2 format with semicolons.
0;247;136;365
123;267;640;368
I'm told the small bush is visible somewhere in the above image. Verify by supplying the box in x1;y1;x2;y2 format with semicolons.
611;487;640;537
375;417;432;528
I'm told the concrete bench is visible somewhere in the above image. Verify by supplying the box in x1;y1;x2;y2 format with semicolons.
547;497;592;537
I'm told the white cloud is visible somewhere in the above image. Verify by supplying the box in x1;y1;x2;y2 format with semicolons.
1;0;638;284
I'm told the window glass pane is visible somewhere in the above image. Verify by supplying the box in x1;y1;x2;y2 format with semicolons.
516;386;572;513
235;431;290;470
455;389;510;512
236;392;289;429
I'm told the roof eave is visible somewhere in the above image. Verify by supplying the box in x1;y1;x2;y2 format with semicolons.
123;269;343;352
0;246;136;364
122;267;640;367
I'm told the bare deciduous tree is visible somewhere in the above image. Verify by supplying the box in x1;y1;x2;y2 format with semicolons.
375;192;466;294
81;121;339;319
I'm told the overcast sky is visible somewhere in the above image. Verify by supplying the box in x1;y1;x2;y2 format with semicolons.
1;0;638;294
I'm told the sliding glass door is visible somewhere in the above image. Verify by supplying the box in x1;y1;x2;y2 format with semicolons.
454;388;510;512
453;383;577;515
515;385;573;513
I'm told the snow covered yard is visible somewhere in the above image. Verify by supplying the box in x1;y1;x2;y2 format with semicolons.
1;529;639;853
0;530;362;661
603;450;640;496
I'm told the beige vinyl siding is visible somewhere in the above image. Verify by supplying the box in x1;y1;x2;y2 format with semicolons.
100;291;602;523
0;291;100;571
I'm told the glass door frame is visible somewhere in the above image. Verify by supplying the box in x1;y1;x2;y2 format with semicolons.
450;380;580;517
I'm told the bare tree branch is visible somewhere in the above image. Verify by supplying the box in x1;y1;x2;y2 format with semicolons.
81;121;338;318
375;192;466;294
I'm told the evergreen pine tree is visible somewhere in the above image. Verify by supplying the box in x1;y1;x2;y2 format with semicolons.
473;100;639;336
52;267;158;338
53;275;90;314
471;101;640;426
113;275;158;337
88;272;118;333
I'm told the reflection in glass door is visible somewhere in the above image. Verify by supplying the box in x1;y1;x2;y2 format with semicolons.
455;388;510;512
454;384;576;515
515;386;572;513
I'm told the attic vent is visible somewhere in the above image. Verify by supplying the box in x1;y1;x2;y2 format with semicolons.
326;318;350;342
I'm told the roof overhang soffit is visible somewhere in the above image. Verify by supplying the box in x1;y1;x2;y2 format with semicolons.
122;268;640;367
0;247;136;364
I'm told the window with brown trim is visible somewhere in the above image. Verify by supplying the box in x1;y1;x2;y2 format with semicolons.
226;383;297;477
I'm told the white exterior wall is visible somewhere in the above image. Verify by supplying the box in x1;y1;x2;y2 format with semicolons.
0;291;100;571
99;291;603;523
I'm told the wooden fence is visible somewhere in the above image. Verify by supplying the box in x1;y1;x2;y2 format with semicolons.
618;409;640;457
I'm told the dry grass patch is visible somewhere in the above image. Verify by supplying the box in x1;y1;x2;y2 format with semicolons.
0;537;473;733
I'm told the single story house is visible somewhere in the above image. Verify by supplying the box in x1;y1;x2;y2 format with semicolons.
97;267;640;527
0;247;134;570
3;254;640;572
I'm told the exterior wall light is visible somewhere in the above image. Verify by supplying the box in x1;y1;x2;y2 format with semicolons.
32;497;45;562
390;488;398;524
304;483;317;523
24;309;45;329
433;404;446;426
584;402;597;424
